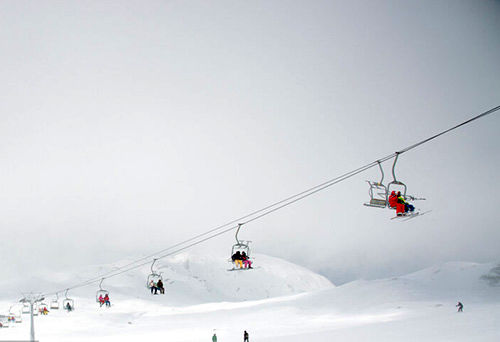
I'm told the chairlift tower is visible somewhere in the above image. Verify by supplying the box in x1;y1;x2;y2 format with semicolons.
20;293;44;342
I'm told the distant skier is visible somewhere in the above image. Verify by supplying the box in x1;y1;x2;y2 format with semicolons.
456;301;463;312
244;330;249;342
241;252;252;269
65;302;73;311
157;279;165;294
212;332;217;342
232;251;243;269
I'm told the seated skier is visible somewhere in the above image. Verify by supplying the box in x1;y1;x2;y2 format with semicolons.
157;279;165;294
65;302;73;311
388;191;398;209
149;280;158;295
231;251;243;269
397;191;415;215
241;252;252;269
98;294;105;307
104;294;111;307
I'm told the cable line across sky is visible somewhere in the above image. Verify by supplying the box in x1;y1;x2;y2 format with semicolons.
39;104;500;299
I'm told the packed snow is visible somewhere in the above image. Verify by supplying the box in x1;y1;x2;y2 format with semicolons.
1;253;499;341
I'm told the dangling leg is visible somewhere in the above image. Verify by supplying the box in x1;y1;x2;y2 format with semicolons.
396;203;405;216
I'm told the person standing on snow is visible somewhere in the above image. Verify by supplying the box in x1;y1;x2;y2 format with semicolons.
456;301;463;312
244;330;249;342
212;333;217;342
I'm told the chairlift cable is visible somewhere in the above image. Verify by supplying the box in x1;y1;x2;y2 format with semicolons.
38;105;499;298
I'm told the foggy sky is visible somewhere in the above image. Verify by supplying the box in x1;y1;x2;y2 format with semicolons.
1;0;499;286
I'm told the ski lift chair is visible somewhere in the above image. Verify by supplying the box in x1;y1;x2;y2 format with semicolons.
387;153;408;208
21;303;30;314
364;181;388;208
0;316;9;328
62;298;74;311
38;302;49;315
9;306;22;323
62;289;75;311
231;241;251;259
50;294;59;310
229;224;253;270
229;241;252;271
363;162;388;208
387;181;407;204
96;278;109;303
146;259;163;289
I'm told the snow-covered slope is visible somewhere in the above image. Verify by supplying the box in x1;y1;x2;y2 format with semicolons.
0;252;334;305
156;253;334;302
1;259;499;342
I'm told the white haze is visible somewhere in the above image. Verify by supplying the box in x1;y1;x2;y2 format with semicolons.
0;0;499;285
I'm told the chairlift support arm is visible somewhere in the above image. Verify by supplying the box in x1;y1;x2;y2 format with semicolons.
235;223;243;245
377;160;384;185
151;258;158;274
391;153;400;183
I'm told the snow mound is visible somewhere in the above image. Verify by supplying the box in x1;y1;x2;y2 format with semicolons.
156;253;334;302
0;252;334;306
1;260;499;342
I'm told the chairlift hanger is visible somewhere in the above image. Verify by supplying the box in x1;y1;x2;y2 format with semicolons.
387;152;407;197
232;223;251;254
146;258;163;289
96;278;109;303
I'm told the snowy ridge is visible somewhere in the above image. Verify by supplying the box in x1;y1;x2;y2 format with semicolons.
0;252;334;304
1;260;499;342
157;253;334;301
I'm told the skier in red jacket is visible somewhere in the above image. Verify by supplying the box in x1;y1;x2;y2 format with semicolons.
388;191;398;208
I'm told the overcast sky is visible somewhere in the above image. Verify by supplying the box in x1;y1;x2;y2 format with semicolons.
1;0;499;286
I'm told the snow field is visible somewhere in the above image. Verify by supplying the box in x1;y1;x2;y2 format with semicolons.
1;254;499;341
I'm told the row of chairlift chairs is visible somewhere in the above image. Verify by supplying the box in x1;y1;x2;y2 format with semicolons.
364;155;425;218
10;157;419;318
41;290;74;313
32;260;167;314
12;219;257;317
